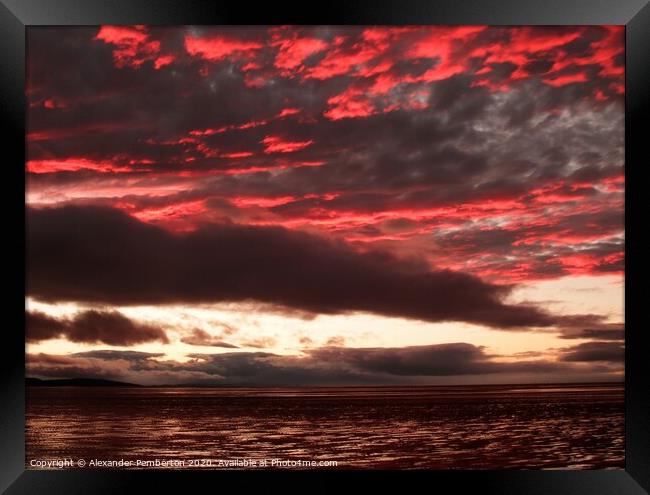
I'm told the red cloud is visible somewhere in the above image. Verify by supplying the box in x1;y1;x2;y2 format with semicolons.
94;26;161;69
232;196;299;208
95;25;149;46
27;158;134;174
324;84;429;120
271;29;328;73
184;34;263;61
123;200;208;229
153;54;176;69
303;32;389;80
220;151;254;159
261;135;314;153
277;107;301;118
190;119;268;137
323;87;376;120
543;72;589;87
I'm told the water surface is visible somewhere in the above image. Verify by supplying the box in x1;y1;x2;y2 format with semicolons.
26;383;624;469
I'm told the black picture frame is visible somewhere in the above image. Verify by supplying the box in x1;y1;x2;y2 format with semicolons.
1;1;648;493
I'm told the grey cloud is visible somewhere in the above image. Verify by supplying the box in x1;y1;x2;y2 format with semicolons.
559;341;625;363
27;205;559;329
27;341;622;386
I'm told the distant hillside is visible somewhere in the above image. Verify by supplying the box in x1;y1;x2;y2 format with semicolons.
26;377;140;387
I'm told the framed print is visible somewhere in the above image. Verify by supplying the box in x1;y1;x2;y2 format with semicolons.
1;0;649;493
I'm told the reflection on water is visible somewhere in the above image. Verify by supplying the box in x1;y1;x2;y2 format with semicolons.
26;383;624;469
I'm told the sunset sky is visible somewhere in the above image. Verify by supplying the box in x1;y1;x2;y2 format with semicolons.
26;25;624;386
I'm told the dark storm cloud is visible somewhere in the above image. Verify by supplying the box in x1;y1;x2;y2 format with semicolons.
27;353;118;380
429;74;492;121
26;309;169;345
26;311;68;341
73;350;164;361
27;342;621;386
307;343;566;376
178;345;532;384
559;326;624;341
313;343;496;376
558;341;625;363
379;218;421;234
27;205;558;329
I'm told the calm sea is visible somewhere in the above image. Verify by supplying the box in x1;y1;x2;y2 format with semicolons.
26;383;624;469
